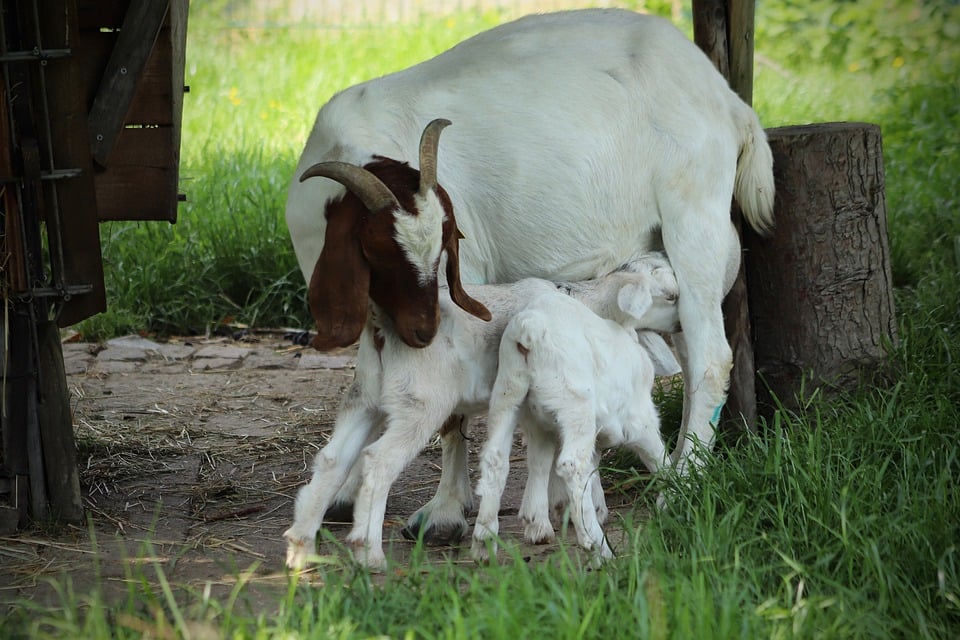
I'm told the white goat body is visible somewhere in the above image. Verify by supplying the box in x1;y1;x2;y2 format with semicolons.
284;258;678;570
472;290;668;563
286;8;775;545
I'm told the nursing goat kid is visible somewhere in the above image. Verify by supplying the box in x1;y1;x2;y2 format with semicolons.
471;290;670;564
286;8;774;545
284;256;679;570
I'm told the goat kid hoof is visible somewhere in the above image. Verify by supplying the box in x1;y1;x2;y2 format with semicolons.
401;516;467;545
284;535;313;571
470;539;497;564
522;521;556;546
349;547;387;573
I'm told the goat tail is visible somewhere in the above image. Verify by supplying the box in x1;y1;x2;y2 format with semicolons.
733;107;776;236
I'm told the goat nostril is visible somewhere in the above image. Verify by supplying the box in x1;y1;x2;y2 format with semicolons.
414;328;435;346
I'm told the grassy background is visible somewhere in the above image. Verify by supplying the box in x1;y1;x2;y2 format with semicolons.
10;0;958;637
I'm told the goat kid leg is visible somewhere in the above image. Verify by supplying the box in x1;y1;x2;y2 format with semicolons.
471;403;521;562
346;412;445;571
589;449;609;524
554;410;613;562
520;420;559;545
546;448;607;529
284;399;381;569
402;414;473;544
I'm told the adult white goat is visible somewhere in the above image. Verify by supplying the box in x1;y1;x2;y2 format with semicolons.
472;289;670;563
284;253;679;570
286;8;774;543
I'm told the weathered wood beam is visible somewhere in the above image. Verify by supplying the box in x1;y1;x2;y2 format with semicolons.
37;0;107;326
87;0;170;167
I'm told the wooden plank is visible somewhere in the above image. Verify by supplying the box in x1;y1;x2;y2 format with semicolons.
728;0;755;104
36;320;84;523
106;125;174;165
94;127;178;222
88;0;171;166
36;0;107;326
169;0;188;214
78;0;129;30
126;40;175;124
76;28;175;125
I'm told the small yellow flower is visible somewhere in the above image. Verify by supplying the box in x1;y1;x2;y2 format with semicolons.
228;87;242;106
848;61;861;72
893;56;905;69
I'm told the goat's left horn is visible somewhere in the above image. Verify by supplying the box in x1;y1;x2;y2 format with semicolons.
418;118;451;197
299;161;400;214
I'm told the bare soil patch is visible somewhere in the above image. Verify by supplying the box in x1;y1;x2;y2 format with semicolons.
0;333;653;612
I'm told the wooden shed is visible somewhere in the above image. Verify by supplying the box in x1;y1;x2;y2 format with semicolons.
1;0;188;528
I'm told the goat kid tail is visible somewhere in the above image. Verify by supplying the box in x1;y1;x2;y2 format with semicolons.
733;107;776;236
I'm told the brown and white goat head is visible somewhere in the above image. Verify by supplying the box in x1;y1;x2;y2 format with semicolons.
299;119;491;351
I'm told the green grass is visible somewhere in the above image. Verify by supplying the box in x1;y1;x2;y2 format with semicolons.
13;1;959;638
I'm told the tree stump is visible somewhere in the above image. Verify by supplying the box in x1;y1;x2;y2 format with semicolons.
745;122;898;415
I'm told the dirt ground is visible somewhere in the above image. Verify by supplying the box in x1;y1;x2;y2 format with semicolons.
0;333;651;612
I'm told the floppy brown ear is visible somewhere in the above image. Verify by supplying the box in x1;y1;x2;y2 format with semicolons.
308;211;370;350
444;228;491;321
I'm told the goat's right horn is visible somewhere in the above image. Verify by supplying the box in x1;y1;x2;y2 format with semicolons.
418;118;451;197
300;161;400;213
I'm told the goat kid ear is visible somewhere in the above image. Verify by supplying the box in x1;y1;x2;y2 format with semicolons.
444;228;491;321
307;211;370;350
617;282;653;322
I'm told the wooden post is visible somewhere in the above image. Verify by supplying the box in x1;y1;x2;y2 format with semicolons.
746;123;898;414
692;0;758;431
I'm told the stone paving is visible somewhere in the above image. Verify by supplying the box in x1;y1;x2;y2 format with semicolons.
61;333;357;377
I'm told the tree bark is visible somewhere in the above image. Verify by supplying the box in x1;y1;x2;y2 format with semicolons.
746;122;898;415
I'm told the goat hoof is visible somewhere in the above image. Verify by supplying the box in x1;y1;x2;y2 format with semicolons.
401;517;466;545
325;501;354;524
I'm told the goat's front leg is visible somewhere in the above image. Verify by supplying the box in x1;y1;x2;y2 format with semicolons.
346;411;444;571
284;392;382;570
402;414;473;545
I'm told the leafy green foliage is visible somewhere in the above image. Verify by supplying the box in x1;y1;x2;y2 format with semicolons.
758;0;960;76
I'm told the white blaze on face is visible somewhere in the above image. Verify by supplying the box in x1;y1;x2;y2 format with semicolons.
393;190;446;286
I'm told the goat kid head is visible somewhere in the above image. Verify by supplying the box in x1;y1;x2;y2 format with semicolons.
299;119;491;351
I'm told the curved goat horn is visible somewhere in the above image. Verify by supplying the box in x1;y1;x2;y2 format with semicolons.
299;161;400;213
418;118;452;197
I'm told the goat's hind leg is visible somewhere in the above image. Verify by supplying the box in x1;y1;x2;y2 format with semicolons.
284;397;382;570
471;403;522;562
402;414;473;545
554;406;613;562
520;418;559;545
661;194;737;476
